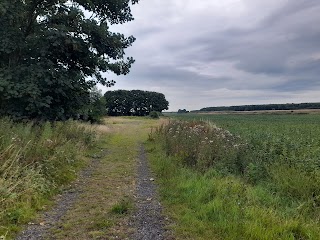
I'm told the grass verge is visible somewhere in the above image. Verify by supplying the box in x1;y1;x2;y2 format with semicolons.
0;118;95;239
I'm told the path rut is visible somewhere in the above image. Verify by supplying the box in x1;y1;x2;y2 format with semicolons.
15;152;104;240
130;145;167;240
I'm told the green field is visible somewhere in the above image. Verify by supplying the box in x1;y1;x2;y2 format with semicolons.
147;113;320;239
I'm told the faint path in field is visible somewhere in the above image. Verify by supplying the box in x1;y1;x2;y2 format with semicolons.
130;145;171;240
15;150;106;240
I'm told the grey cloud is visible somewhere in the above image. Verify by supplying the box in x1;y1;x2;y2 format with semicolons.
172;1;320;74
259;0;319;28
275;78;320;92
119;63;231;90
103;0;320;111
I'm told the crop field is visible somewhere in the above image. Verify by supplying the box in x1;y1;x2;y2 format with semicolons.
147;112;320;239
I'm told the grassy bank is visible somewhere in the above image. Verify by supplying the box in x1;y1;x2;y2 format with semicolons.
0;118;95;238
147;114;320;239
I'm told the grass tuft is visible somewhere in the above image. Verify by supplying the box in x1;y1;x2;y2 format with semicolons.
111;198;132;215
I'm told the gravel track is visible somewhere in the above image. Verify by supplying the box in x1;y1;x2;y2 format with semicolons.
16;144;170;240
130;145;167;240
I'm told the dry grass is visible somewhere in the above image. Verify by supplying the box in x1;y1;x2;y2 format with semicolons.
0;119;95;239
94;124;112;134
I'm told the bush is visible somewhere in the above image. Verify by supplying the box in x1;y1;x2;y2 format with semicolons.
149;111;160;119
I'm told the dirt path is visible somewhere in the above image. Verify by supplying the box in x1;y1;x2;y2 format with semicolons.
15;117;170;240
130;145;166;240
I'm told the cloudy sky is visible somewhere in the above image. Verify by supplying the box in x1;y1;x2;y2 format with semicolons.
100;0;320;111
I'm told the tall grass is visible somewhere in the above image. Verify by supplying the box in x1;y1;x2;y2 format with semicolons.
0;118;95;238
148;115;320;239
154;120;246;173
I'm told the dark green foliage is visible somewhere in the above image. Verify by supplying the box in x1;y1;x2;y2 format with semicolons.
79;87;106;123
104;90;169;116
199;102;320;112
149;111;159;119
177;109;189;113
0;0;138;121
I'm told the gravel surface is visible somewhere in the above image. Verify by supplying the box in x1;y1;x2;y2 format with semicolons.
15;150;106;240
130;145;167;240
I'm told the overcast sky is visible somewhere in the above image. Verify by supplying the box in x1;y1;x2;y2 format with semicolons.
99;0;320;111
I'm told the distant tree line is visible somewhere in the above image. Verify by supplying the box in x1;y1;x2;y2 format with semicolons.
177;109;189;113
104;90;169;116
199;103;320;112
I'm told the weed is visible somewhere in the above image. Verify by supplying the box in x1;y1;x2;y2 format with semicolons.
111;198;132;215
152;120;247;173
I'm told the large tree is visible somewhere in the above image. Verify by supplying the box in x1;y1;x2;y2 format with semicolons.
0;0;138;120
104;90;169;116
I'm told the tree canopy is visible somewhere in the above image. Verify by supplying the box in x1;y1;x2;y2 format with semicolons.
0;0;138;120
177;109;189;113
104;90;169;116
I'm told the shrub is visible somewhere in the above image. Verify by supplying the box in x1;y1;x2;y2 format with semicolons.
149;111;160;119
